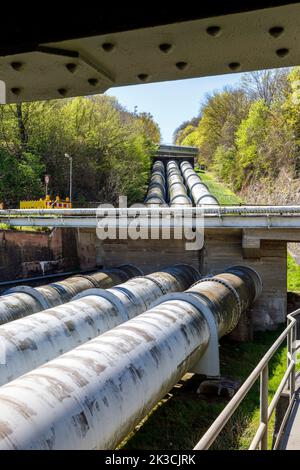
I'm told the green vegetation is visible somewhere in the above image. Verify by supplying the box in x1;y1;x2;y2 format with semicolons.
0;97;160;207
287;252;300;292
122;328;286;450
175;68;299;192
197;170;243;205
0;223;48;232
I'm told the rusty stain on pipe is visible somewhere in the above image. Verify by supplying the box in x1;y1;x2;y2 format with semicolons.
0;265;261;450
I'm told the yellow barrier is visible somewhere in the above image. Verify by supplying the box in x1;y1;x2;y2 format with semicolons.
20;200;47;209
20;197;72;209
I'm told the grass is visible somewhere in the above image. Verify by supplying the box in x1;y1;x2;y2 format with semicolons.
287;252;300;292
196;170;243;205
0;223;49;232
122;328;287;450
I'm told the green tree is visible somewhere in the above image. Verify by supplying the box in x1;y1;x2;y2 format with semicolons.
0;95;159;207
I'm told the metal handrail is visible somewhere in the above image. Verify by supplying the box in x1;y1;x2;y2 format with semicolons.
3;205;300;217
193;308;300;450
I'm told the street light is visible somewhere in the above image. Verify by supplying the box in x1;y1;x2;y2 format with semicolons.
64;153;72;202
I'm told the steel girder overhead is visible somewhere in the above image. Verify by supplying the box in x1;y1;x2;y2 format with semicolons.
0;2;299;103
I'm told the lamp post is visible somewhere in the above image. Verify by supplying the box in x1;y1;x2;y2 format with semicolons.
64;153;72;202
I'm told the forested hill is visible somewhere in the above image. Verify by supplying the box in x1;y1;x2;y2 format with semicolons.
0;96;160;208
174;68;300;205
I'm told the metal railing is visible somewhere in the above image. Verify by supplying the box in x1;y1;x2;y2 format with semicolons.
3;205;300;217
193;308;300;450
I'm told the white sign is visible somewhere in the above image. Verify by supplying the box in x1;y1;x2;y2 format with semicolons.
45;175;50;184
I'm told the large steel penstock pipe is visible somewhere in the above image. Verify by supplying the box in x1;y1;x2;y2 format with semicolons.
0;264;200;386
180;161;219;206
145;160;167;206
0;265;261;450
0;265;141;325
167;160;191;206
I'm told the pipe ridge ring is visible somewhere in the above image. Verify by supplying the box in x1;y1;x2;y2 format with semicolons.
171;193;191;202
189;180;209;192
190;277;241;334
185;172;201;182
72;288;129;321
130;275;167;295
3;285;51;310
73;274;100;288
196;194;219;204
110;285;141;306
145;195;166;204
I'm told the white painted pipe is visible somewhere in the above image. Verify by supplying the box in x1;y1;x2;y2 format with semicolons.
145;160;167;206
0;266;261;450
167;161;191;206
0;265;199;386
0;265;141;325
180;161;219;206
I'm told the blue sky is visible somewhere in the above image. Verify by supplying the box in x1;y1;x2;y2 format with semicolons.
106;73;244;143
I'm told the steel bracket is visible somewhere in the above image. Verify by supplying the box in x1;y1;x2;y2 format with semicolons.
73;288;129;322
3;285;51;310
150;292;220;378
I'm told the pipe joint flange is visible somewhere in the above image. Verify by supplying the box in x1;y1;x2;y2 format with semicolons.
190;277;242;334
225;265;263;303
73;288;129;322
73;275;99;288
130;275;168;295
109;285;142;308
3;285;51;310
150;292;220;377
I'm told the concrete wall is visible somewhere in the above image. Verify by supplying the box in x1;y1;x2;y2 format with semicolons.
75;228;99;271
96;228;287;332
0;228;79;281
203;229;287;331
100;237;202;274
